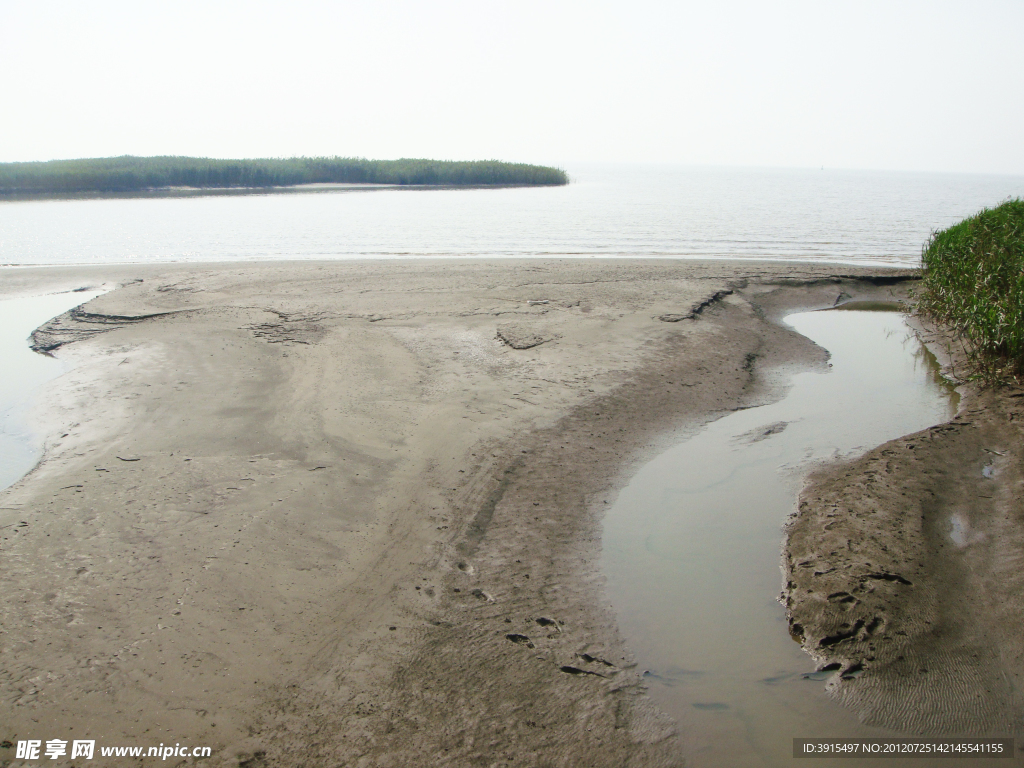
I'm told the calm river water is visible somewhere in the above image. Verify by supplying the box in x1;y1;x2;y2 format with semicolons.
1;165;1021;267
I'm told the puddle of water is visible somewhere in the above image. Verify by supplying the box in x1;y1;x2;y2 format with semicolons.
0;291;102;491
602;309;958;768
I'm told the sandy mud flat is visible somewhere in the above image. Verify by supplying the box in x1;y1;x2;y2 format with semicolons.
1;259;1014;767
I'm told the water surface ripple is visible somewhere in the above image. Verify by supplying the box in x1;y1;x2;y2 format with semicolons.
1;165;1021;266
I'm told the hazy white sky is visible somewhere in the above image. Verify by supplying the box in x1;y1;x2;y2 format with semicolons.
2;0;1022;174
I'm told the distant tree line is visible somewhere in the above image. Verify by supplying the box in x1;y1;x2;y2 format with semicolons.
0;156;568;196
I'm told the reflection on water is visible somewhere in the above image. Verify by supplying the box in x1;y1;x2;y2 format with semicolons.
602;310;958;767
0;292;102;491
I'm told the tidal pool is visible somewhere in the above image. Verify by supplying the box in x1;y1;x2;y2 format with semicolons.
0;291;102;491
602;308;958;767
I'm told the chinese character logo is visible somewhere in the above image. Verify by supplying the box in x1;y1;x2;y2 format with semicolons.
71;740;96;759
44;740;68;760
16;740;41;759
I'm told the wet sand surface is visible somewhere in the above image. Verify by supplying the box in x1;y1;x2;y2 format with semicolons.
0;260;1017;767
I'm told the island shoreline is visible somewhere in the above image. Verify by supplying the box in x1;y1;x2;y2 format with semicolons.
0;182;567;204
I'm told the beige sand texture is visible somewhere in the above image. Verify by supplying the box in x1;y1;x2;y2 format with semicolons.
4;260;1008;768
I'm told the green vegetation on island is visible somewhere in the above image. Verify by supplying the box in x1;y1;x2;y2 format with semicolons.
0;156;568;197
920;199;1024;379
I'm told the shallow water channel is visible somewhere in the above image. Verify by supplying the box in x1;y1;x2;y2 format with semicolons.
0;291;102;492
602;307;958;767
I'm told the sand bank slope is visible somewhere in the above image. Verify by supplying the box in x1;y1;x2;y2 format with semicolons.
0;261;914;766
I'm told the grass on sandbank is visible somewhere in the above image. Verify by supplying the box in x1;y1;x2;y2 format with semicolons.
919;199;1024;381
0;156;568;196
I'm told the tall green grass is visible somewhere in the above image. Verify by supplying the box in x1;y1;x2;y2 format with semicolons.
0;156;568;196
919;199;1024;380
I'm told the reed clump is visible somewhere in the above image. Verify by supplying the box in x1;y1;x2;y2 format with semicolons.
919;199;1024;381
0;156;568;196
